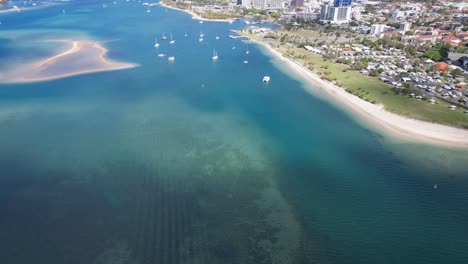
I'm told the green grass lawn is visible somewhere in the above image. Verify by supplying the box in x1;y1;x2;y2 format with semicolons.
279;46;468;128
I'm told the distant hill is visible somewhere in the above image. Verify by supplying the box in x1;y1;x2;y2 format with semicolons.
0;0;8;7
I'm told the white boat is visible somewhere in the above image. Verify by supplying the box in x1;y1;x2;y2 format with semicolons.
215;34;220;40
245;44;250;54
262;76;270;83
200;32;204;38
161;32;167;40
232;44;236;50
184;32;188;37
199;38;204;42
168;56;175;62
169;33;175;44
199;21;203;24
449;105;456;110
157;53;165;57
154;37;159;48
212;50;218;61
243;60;249;64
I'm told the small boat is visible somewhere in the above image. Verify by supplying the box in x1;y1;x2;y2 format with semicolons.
184;32;188;37
146;9;151;13
199;32;204;38
199;21;203;24
161;32;167;40
169;33;175;44
245;44;250;54
215;34;220;40
212;50;218;61
154;37;159;48
232;44;236;50
433;184;438;190
168;56;175;62
449;105;456;110
262;76;270;83
157;53;165;57
243;60;249;64
199;38;204;42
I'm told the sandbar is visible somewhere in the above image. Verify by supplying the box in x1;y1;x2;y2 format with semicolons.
0;40;138;83
246;36;468;148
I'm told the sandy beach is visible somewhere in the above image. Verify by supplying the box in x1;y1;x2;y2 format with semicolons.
158;2;235;23
0;40;138;83
246;37;468;148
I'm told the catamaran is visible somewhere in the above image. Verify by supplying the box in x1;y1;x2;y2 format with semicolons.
212;50;218;61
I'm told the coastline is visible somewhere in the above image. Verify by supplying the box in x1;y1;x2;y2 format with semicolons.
244;36;468;148
0;2;57;14
0;40;138;83
158;2;235;23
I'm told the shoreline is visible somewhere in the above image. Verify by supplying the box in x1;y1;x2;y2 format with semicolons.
0;40;138;84
0;2;57;14
158;2;235;23
243;35;468;148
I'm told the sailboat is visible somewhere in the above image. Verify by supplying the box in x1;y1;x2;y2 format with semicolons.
212;50;218;61
161;32;167;40
154;37;159;48
169;33;175;44
245;44;250;54
184;32;188;37
215;34;220;40
232;43;236;50
199;31;204;42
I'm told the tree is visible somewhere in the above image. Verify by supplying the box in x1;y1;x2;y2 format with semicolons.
451;68;464;78
270;12;280;18
405;45;416;56
424;50;442;61
365;4;376;14
405;31;414;36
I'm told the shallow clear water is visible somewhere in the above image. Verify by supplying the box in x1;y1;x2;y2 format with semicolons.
0;1;467;263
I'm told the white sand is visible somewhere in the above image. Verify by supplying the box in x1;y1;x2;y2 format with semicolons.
159;2;235;23
249;38;468;148
0;40;138;83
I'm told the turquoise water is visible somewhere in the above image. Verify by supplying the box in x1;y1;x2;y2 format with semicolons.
1;1;468;263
